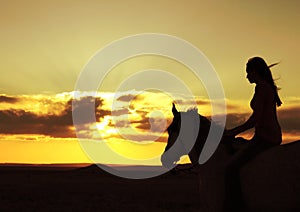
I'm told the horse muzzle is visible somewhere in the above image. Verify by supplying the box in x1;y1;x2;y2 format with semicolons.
161;153;176;169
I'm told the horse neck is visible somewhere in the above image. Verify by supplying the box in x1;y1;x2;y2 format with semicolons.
188;115;210;165
189;116;229;166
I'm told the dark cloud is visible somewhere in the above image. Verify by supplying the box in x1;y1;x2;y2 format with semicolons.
225;113;249;129
72;96;110;125
2;92;299;143
222;106;300;135
128;109;150;129
105;132;167;143
134;120;151;131
126;134;167;143
0;95;19;103
226;104;242;111
116;94;137;102
110;115;149;130
278;106;300;133
111;108;129;116
0;96;110;138
112;119;131;128
0;109;75;138
108;107;168;142
111;107;168;134
174;99;210;106
134;117;167;133
110;108;149;128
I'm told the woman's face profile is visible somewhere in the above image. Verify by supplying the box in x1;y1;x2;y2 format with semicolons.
246;68;258;84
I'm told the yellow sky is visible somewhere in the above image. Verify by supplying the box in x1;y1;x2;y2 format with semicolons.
0;1;299;98
0;1;299;164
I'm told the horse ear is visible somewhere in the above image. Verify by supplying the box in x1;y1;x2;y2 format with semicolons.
194;107;198;113
172;103;179;115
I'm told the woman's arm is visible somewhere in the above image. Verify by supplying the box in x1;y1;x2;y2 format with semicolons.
226;84;265;137
227;115;255;136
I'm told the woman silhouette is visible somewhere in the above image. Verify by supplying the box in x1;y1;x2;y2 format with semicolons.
224;56;282;210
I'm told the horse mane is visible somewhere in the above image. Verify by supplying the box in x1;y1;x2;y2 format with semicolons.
186;107;198;113
181;108;212;129
171;106;221;139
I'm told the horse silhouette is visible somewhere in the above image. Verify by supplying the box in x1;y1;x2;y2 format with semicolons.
161;103;300;211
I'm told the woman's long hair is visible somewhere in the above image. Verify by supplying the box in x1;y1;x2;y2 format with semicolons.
246;57;282;107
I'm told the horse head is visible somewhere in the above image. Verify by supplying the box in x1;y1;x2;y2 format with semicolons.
161;103;212;168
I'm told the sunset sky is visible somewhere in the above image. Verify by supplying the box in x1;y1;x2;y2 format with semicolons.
0;1;299;164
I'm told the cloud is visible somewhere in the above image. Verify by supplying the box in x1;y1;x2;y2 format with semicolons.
134;117;168;133
175;98;210;106
1;92;299;144
108;132;167;143
0;95;19;103
116;94;137;102
121;134;167;143
0;96;110;138
72;96;110;125
0;109;74;138
278;106;300;133
0;92;168;140
225;113;249;129
111;108;129;117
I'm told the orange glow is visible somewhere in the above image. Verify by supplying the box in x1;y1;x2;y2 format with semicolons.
0;135;91;164
0;91;299;164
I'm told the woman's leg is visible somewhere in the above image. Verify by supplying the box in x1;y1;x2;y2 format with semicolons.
224;142;253;210
224;140;273;211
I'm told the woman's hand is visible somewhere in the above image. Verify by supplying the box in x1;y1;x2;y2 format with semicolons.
224;128;239;138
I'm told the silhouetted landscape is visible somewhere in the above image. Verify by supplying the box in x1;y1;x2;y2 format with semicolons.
0;164;201;211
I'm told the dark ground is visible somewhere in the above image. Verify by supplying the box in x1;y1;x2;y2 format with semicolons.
0;164;201;212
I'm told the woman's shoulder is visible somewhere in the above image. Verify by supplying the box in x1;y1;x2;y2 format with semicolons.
255;81;273;92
